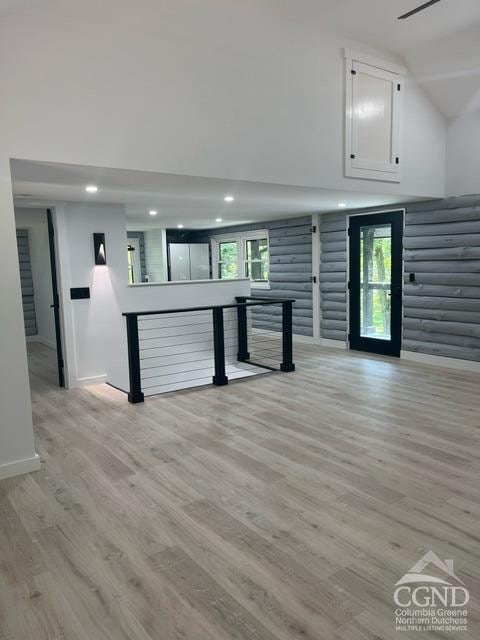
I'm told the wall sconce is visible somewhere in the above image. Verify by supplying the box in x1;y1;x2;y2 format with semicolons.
93;233;107;265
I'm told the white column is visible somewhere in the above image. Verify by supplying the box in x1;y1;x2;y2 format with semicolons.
311;213;321;341
0;158;40;479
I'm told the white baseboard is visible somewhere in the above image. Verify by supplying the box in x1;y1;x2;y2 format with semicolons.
320;338;348;350
401;350;480;374
0;453;41;481
252;328;320;345
251;328;349;349
74;374;108;388
26;335;57;350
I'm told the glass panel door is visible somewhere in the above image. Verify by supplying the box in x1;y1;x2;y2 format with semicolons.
349;211;403;357
360;224;391;340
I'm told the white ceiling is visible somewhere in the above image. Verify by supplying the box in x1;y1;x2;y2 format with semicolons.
2;0;479;118
306;0;480;119
11;160;418;229
0;0;50;16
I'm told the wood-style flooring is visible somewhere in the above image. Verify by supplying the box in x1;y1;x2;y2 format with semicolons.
1;341;480;639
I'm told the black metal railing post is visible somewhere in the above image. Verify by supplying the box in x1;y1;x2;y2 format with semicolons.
212;307;228;385
280;301;295;372
125;314;145;403
236;296;250;362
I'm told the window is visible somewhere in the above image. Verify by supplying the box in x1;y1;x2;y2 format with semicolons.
211;231;269;287
344;49;405;183
245;237;268;282
218;241;238;279
127;238;142;284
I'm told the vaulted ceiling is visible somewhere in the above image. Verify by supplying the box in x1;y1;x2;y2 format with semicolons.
2;0;479;118
310;0;480;119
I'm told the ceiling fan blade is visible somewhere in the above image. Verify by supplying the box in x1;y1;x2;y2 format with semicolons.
398;0;442;20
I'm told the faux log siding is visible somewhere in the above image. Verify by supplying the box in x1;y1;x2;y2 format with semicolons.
16;229;37;337
319;195;480;361
402;195;480;362
319;212;347;341
202;217;313;336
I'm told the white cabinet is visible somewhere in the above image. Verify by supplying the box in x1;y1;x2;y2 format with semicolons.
169;243;210;281
345;50;405;183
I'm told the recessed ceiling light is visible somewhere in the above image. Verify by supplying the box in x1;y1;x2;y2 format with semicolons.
85;185;98;193
338;202;347;208
149;210;158;216
224;195;234;202
177;224;184;229
216;218;223;223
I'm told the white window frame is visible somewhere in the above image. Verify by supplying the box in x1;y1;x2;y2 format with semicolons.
344;49;405;183
211;229;270;289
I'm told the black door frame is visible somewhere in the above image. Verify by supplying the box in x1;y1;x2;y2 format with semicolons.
348;210;404;357
46;209;65;387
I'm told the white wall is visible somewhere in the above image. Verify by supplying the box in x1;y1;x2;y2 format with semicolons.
144;229;167;282
446;111;480;196
1;0;445;199
55;203;250;391
14;208;56;348
0;162;39;479
0;0;447;479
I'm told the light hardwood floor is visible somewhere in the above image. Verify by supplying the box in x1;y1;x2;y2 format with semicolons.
1;341;480;639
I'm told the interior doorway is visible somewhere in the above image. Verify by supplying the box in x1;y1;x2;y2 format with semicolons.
47;209;65;387
348;210;403;357
14;207;65;388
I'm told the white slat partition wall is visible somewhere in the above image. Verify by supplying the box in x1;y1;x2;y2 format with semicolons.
138;308;263;395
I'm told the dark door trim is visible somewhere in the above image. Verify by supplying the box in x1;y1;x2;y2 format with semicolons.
46;209;65;387
348;210;404;357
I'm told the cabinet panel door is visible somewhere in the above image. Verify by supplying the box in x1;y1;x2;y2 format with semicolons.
346;59;402;181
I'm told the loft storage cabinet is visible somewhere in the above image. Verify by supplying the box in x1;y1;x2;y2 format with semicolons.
344;49;405;183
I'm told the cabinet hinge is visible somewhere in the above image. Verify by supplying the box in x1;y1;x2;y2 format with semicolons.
310;276;317;284
397;83;401;91
311;225;317;233
347;281;351;290
395;157;400;165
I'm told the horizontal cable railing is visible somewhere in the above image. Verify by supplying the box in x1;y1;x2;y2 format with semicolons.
123;296;295;403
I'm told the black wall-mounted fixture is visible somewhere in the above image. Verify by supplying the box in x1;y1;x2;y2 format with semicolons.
93;233;106;265
70;287;91;300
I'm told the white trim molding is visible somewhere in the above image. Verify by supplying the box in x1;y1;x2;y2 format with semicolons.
343;49;407;76
211;229;270;286
344;49;405;183
401;350;480;374
74;374;108;388
0;453;41;481
311;213;321;341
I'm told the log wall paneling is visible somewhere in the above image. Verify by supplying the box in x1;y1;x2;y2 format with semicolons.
16;229;37;337
318;195;480;362
200;216;313;337
319;212;347;341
